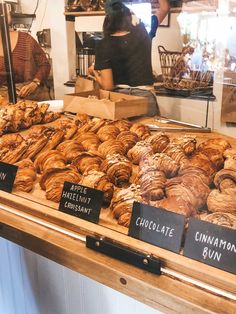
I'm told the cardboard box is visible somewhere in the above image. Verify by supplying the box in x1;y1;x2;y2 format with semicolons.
63;89;149;120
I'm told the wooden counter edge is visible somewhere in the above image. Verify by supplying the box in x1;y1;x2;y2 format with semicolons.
0;207;235;314
0;191;235;298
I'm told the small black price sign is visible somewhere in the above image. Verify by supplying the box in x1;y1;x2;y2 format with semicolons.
59;181;103;223
184;218;236;275
128;202;186;253
0;161;18;193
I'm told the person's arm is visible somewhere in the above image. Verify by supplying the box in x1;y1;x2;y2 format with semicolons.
88;64;114;91
155;0;170;25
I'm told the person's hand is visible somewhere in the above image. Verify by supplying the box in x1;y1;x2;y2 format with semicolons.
88;64;95;77
17;81;38;98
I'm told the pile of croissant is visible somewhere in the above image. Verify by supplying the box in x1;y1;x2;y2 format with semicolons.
1;110;235;229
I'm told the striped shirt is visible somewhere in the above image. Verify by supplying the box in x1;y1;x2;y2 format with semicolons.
0;32;50;85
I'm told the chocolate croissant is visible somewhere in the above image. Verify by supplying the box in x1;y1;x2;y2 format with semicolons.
100;154;132;187
79;170;114;206
14;159;37;192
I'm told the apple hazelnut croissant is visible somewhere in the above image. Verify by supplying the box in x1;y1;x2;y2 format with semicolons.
116;130;139;152
130;122;151;139
40;165;81;203
127;141;153;165
100;154;132;187
111;184;143;227
56;140;84;163
79;170;114;206
75;131;100;151
72;151;103;174
98;139;126;158
34;149;67;173
145;132;170;153
14;159;36;192
97;124;120;142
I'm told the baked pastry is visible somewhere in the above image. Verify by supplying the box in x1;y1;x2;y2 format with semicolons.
138;165;166;201
197;146;224;170
141;153;179;178
171;135;197;156
153;196;194;217
214;169;236;190
79;170;114;206
108;119;132;132
75;131;100;151
200;212;236;229
40;165;81;202
56;140;84;163
14;159;36;192
100;154;132;187
53;118;78;140
198;138;231;154
34;149;67;173
111;184;143;227
180;152;217;183
23;132;48;160
127;141;153;165
40;111;61;124
72;151;103;174
146;132;170;153
89;118;107;133
75;113;91;125
223;148;236;171
116;130;139;152
97;124;120;142
35;127;65;155
130;122;151;139
0;133;28;164
207;189;236;214
98;139;126;158
163;143;188;165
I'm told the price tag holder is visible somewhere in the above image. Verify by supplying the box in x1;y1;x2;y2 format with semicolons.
59;181;103;223
0;161;18;193
128;202;186;253
184;218;236;275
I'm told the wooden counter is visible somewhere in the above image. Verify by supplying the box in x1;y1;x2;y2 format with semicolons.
0;119;235;314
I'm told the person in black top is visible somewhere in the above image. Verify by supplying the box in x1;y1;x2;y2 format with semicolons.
89;0;170;116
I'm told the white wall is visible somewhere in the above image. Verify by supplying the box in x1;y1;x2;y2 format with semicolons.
0;238;162;314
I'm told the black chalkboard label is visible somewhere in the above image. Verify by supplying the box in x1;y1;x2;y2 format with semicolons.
184;218;236;275
0;161;18;193
59;181;103;223
128;202;186;253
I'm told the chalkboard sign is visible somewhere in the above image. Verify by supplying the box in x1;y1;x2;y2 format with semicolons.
59;181;103;223
0;161;18;193
128;202;186;253
184;218;236;275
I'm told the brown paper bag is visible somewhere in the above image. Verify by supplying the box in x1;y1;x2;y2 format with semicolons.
221;84;236;123
75;76;99;93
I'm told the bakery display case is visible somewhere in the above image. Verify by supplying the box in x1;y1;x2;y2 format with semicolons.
0;1;235;313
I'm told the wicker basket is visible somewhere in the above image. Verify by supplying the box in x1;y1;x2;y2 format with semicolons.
158;45;213;90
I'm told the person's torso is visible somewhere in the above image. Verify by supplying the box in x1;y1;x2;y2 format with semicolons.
99;26;153;86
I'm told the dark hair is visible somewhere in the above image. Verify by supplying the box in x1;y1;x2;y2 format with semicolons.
103;3;132;37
